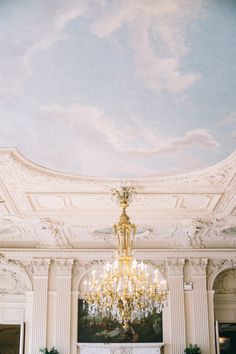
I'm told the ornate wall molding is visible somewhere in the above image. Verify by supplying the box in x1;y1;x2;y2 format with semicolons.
189;258;208;276
213;268;236;294
207;258;236;290
167;259;185;276
0;253;32;293
31;258;51;276
54;258;74;276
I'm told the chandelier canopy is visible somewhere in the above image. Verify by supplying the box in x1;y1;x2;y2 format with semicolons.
83;187;168;330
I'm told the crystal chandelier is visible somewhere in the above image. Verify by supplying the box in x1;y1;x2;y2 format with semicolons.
83;187;168;330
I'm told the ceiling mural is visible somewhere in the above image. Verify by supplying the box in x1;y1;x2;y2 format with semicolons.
0;0;236;177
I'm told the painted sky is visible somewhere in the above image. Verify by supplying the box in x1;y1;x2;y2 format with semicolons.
0;0;236;177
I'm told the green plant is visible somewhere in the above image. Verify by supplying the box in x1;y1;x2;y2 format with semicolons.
39;347;59;354
184;344;201;354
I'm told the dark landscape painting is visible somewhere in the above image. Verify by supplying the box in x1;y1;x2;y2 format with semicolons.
78;300;163;343
0;324;21;354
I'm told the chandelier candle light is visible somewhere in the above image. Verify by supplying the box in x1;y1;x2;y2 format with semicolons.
83;187;168;330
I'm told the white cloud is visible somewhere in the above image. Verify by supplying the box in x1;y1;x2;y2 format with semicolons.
0;0;202;97
231;132;236;141
120;129;219;157
0;1;87;96
87;0;202;93
39;101;219;176
222;112;236;125
0;1;225;177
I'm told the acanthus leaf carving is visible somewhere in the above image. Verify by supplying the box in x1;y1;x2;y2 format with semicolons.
213;268;236;294
208;258;236;278
31;258;51;276
54;258;74;276
0;253;32;293
189;258;208;276
167;258;185;276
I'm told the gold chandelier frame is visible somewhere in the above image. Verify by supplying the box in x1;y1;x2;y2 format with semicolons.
83;187;168;330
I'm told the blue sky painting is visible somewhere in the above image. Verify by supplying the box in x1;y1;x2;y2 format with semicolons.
0;0;235;177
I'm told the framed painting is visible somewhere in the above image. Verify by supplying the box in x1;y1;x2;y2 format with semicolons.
0;323;24;354
218;323;236;354
78;300;163;343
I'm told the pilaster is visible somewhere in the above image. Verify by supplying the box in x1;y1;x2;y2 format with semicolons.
31;259;51;354
208;290;216;354
71;291;79;354
167;258;186;354
190;259;210;354
55;259;74;354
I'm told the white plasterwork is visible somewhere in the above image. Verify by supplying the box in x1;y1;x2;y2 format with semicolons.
0;253;32;293
77;342;163;354
213;268;236;294
31;258;51;276
167;258;185;276
0;148;236;251
189;258;208;276
207;258;236;290
54;258;74;276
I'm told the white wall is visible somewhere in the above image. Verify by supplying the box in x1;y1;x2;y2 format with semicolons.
0;253;235;354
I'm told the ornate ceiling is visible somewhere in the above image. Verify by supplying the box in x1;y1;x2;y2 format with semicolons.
0;148;235;251
1;1;236;178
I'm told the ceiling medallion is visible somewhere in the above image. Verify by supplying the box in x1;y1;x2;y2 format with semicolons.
92;226;153;245
84;186;168;330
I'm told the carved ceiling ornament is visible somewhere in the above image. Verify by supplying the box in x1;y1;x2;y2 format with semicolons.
0;148;236;251
0;148;235;189
213;268;236;294
89;219;227;249
189;258;208;276
0;216;72;248
34;218;72;249
0;253;32;293
188;216;236;248
0;216;26;240
91;224;154;246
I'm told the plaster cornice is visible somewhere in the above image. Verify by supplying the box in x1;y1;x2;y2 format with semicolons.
0;147;235;190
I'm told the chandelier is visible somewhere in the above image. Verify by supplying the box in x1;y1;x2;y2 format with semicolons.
83;187;168;330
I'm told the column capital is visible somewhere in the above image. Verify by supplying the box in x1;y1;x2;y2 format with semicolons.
31;258;51;276
55;258;74;276
190;258;208;276
167;258;185;276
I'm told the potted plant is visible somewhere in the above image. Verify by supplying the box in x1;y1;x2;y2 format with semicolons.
39;347;59;354
184;344;201;354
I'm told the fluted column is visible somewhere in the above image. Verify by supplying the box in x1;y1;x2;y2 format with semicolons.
208;290;216;354
162;296;171;354
167;259;186;354
31;259;51;354
55;259;74;354
70;290;79;354
190;259;210;354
